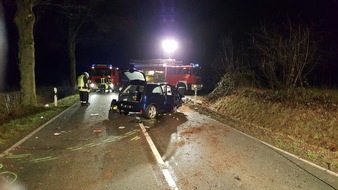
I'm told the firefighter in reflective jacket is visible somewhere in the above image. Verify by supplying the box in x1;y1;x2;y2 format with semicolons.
78;72;90;105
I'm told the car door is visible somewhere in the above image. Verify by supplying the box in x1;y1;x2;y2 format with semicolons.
149;85;166;111
162;84;175;111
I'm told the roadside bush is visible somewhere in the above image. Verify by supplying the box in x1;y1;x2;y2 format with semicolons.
208;73;236;100
0;85;76;125
0;91;21;124
208;70;257;101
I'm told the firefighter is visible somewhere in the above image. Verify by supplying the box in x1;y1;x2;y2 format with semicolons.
107;75;112;92
78;72;90;106
100;77;107;93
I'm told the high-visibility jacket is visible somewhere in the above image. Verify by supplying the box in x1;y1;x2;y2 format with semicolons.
78;74;88;91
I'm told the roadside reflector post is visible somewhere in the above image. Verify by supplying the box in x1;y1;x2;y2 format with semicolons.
193;84;198;105
54;87;58;107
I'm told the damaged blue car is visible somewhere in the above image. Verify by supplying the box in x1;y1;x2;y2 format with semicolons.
111;69;183;119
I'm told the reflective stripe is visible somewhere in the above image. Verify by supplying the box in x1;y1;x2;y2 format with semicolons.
79;88;88;92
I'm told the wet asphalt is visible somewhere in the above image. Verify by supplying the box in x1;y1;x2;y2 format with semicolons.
0;92;337;190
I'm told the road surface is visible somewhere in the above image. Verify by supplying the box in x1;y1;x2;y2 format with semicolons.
0;92;337;190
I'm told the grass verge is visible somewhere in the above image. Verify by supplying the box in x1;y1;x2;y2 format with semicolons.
0;95;78;152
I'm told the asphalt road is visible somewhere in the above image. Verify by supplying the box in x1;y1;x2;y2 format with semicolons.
0;92;337;190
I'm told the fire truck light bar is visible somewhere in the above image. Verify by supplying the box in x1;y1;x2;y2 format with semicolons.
190;63;199;67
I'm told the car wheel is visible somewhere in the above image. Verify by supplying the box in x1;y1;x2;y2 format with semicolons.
108;109;118;119
144;105;157;119
119;110;129;116
177;86;186;96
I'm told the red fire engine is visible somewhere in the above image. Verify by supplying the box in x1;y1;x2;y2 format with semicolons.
130;59;203;94
89;64;120;92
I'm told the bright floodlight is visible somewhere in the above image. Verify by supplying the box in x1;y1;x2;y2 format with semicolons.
162;40;178;59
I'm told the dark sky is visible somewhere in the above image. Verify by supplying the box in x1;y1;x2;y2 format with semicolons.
2;0;338;88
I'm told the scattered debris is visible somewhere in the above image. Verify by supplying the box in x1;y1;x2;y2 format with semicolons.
234;176;241;181
118;126;125;129
327;162;332;170
90;113;99;116
54;133;61;136
134;117;142;123
93;129;102;133
131;136;140;141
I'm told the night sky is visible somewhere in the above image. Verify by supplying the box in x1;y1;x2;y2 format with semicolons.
1;0;338;89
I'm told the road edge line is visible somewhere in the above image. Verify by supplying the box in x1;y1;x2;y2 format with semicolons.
231;126;338;178
0;103;78;158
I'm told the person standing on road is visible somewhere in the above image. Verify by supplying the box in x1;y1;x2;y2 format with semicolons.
77;72;90;106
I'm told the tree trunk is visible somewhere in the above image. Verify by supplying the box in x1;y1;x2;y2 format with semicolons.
68;38;76;90
68;21;82;90
14;0;37;107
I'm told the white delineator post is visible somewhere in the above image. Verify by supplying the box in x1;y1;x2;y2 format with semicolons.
54;87;58;107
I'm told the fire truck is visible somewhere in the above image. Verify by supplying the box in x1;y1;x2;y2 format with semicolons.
89;64;120;92
130;59;203;94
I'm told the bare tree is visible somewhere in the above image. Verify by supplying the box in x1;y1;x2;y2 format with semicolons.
49;0;129;89
211;35;235;81
252;22;318;89
54;0;105;89
211;35;252;85
9;0;104;106
209;34;254;98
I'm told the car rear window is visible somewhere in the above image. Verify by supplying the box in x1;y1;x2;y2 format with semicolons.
122;84;144;94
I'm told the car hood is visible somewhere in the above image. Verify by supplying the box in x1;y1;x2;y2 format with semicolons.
122;69;146;85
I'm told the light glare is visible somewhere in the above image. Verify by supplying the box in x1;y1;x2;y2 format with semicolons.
162;40;178;53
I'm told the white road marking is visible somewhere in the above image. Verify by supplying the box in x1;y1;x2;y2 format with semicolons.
138;121;179;190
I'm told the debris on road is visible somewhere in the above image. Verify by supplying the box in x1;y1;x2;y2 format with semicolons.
234;176;241;181
131;136;140;141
